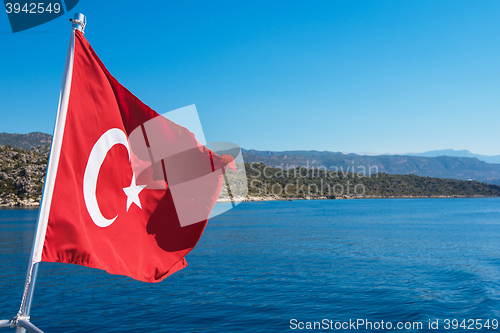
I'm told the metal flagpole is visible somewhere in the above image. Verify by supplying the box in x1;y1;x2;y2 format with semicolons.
0;13;87;333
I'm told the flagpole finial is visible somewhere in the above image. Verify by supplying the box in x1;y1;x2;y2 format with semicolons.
70;13;86;33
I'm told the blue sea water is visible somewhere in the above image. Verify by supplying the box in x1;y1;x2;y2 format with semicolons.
1;198;500;332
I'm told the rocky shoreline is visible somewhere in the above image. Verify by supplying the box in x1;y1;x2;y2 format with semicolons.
2;194;493;208
216;194;494;203
0;198;40;207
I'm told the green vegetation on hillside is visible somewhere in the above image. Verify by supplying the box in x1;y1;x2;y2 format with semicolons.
245;163;500;199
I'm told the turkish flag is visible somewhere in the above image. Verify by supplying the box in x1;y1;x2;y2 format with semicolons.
35;30;231;282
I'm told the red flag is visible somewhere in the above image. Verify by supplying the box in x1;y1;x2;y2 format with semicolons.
33;30;230;282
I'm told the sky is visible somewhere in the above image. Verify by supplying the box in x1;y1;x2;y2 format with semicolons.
1;1;500;155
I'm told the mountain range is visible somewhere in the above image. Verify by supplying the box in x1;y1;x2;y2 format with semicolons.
405;149;500;164
3;132;500;185
242;149;500;185
2;145;499;206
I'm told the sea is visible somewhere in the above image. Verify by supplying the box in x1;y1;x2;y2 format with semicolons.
1;198;500;332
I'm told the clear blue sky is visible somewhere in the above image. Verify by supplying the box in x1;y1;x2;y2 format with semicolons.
2;1;500;155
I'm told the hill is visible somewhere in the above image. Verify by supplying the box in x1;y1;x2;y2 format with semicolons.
0;145;48;206
1;145;500;206
245;163;500;200
3;132;500;184
0;132;52;150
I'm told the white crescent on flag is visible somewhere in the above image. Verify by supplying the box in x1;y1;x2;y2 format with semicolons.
83;128;131;228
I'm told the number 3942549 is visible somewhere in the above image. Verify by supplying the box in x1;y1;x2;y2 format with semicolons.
5;3;61;14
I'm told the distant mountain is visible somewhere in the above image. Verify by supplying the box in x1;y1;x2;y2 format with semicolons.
0;132;52;150
242;149;500;185
406;149;500;164
244;149;346;158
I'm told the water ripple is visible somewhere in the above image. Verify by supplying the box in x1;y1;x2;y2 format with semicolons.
2;199;500;332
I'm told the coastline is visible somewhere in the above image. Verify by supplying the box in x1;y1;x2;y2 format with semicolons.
0;198;40;207
3;194;498;208
218;194;498;203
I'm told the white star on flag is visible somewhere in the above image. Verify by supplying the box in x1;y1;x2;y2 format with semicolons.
123;173;147;211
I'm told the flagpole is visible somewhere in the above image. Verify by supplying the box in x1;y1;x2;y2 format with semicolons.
9;13;86;333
